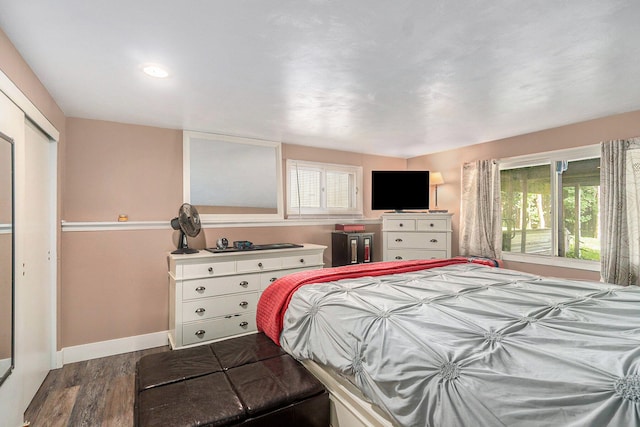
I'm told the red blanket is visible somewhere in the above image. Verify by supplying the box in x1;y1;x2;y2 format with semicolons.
257;257;500;345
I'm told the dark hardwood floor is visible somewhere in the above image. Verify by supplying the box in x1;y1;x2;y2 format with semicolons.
24;346;169;427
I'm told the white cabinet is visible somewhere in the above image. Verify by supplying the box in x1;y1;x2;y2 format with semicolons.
168;243;326;349
382;213;452;261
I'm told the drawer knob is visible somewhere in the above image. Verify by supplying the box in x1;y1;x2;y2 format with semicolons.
430;239;438;243
399;223;404;227
239;280;249;287
195;330;206;337
208;267;213;273
270;277;277;283
239;321;249;328
258;262;263;268
195;286;206;292
395;238;403;242
195;308;206;314
299;258;305;263
430;223;434;227
239;301;249;308
395;256;403;260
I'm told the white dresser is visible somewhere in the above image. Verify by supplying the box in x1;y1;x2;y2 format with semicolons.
168;243;326;349
381;213;453;261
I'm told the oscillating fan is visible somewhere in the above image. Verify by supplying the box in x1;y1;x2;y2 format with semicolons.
170;203;201;254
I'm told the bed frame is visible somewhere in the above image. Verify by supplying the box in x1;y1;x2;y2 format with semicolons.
301;360;395;427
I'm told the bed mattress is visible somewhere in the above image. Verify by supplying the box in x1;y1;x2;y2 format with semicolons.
270;262;640;427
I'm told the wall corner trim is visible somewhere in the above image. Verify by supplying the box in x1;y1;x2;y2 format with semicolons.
59;330;169;367
0;69;59;141
61;218;383;232
61;220;171;232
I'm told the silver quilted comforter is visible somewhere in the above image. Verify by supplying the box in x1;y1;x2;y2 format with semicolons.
280;263;640;427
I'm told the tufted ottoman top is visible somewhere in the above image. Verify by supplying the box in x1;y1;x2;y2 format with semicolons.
135;333;328;427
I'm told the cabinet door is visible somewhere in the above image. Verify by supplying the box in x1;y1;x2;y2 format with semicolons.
359;234;373;263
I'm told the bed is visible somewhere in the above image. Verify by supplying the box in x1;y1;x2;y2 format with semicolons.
256;257;640;427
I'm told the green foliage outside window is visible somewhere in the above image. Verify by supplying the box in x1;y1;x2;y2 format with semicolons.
501;157;600;261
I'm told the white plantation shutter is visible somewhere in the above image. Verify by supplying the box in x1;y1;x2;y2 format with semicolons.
287;160;362;216
326;171;351;209
290;167;321;208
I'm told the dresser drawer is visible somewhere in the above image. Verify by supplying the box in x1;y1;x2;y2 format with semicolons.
416;219;449;231
281;253;323;269
182;313;256;346
182;273;260;300
384;219;416;231
181;261;235;278
236;257;282;273
259;267;318;290
387;232;448;249
387;249;447;261
183;292;258;322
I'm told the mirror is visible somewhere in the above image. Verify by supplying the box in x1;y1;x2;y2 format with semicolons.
183;131;283;221
0;132;13;386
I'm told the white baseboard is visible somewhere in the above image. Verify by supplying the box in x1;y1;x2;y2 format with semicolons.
58;330;169;367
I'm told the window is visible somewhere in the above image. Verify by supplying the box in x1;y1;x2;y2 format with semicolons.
183;131;284;221
500;146;600;264
287;160;363;216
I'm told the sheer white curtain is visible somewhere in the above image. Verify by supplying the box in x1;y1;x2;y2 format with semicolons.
600;138;640;286
460;160;502;259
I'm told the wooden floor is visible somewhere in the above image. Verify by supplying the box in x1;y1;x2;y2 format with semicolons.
24;346;169;427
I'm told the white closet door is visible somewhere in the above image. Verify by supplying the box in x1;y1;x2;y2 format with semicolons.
0;91;55;425
17;119;53;407
0;90;26;427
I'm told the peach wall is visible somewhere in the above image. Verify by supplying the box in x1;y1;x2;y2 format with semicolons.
60;119;398;347
63;118;183;221
408;110;640;280
0;30;65;129
60;230;172;347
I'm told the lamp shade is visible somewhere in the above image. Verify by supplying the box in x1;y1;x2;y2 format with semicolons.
430;172;444;186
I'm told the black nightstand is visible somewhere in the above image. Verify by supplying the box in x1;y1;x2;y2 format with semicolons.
331;232;374;267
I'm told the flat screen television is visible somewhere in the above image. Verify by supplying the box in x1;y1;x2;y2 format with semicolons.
371;170;430;212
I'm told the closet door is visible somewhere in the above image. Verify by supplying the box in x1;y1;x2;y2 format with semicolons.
0;90;55;424
17;120;53;406
0;90;26;425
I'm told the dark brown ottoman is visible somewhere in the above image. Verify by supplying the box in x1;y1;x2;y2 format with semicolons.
136;344;222;390
135;333;329;427
210;331;286;369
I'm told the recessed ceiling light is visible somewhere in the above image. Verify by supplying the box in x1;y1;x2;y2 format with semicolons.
142;64;169;78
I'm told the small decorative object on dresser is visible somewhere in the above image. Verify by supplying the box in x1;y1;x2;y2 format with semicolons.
167;243;326;349
382;212;452;261
334;223;365;232
215;237;228;249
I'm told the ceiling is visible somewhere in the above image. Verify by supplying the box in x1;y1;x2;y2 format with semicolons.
1;1;639;158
